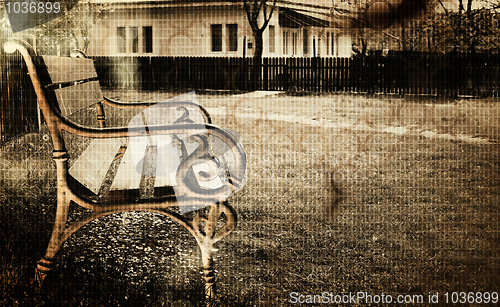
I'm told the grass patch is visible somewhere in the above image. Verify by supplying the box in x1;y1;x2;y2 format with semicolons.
1;92;499;306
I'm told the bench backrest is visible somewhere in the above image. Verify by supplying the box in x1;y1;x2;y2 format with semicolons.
41;55;103;117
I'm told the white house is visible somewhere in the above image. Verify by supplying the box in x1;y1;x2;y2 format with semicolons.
87;0;354;57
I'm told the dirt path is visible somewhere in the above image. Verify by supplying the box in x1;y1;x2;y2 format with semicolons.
209;107;494;144
204;91;497;145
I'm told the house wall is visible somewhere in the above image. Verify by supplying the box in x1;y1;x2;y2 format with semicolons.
87;5;352;58
88;5;255;57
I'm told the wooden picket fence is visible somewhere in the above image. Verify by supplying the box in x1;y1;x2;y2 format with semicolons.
93;56;258;91
93;53;500;97
0;44;38;142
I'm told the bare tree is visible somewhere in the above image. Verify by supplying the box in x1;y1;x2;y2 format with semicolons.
426;0;500;53
37;0;109;54
0;0;108;55
243;0;277;60
337;0;433;53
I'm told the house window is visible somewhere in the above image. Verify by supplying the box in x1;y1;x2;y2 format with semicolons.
292;31;297;55
303;28;308;55
269;25;275;53
326;32;330;56
117;26;153;54
211;24;223;52
227;24;238;52
283;30;289;55
117;27;126;53
326;32;336;56
143;26;153;53
334;34;339;56
338;36;350;57
130;27;138;53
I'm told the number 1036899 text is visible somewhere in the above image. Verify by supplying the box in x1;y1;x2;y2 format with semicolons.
5;1;60;14
443;292;498;304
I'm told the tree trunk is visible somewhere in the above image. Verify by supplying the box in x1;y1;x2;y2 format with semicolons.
401;21;406;51
466;0;475;53
458;0;464;13
251;31;263;90
253;31;264;60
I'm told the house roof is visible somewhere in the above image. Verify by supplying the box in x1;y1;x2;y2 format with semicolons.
90;0;357;28
276;0;356;28
91;0;329;6
90;0;239;9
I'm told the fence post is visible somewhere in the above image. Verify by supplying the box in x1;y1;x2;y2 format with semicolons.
284;57;289;91
263;57;269;91
312;57;318;92
323;57;328;92
340;58;346;92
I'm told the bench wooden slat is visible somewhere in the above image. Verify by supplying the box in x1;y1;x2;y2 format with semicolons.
69;138;125;194
154;137;181;187
42;55;98;84
111;137;149;191
154;136;199;187
54;81;104;117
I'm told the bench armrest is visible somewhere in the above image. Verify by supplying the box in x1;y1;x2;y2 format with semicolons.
102;96;212;124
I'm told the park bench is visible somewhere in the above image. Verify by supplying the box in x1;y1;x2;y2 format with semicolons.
4;38;247;300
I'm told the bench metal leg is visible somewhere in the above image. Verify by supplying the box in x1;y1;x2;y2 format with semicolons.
33;152;237;302
34;257;54;287
201;241;216;299
34;154;72;288
190;201;237;301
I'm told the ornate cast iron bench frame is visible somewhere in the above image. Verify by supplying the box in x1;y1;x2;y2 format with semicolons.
4;38;246;300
